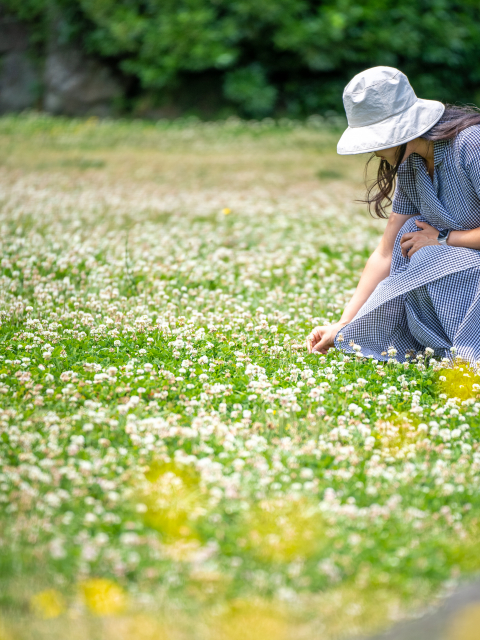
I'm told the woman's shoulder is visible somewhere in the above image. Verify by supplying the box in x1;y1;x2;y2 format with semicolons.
453;125;480;158
395;155;416;196
397;154;414;180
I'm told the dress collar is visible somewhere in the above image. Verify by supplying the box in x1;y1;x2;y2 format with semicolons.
433;139;450;167
410;139;449;171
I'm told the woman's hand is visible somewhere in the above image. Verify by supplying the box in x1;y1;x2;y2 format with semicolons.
306;322;347;354
400;220;439;258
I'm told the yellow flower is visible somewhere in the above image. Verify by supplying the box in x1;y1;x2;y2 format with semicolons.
242;497;325;563
447;603;480;640
140;461;204;543
438;361;479;400
30;589;66;619
104;614;172;640
209;599;290;640
0;617;13;640
81;578;127;616
222;208;231;215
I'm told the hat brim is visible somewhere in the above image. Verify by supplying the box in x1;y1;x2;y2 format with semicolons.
337;99;445;155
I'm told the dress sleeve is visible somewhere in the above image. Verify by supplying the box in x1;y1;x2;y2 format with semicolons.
392;179;419;216
460;127;480;200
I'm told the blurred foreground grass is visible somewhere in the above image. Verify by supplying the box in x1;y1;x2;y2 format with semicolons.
1;114;480;640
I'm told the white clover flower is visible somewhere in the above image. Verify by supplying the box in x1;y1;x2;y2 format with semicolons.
300;468;314;479
348;403;362;416
84;513;97;524
443;483;455;495
49;538;66;559
364;436;376;448
358;424;371;437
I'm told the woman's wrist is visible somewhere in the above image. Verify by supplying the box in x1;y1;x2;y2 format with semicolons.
446;228;480;250
447;229;466;248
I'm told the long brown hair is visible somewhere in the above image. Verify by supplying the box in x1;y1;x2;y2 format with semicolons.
362;104;480;218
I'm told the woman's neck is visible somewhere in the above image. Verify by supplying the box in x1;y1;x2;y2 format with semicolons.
410;137;435;179
412;138;434;164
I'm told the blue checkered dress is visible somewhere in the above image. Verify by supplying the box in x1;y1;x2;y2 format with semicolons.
334;125;480;363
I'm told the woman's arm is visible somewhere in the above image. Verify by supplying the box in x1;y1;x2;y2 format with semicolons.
448;228;480;249
400;220;480;257
307;212;416;354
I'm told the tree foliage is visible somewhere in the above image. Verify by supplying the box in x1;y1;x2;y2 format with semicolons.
4;0;480;116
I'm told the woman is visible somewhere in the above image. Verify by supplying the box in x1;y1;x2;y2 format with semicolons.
307;66;480;363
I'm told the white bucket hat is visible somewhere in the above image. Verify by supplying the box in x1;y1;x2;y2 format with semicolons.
337;66;445;155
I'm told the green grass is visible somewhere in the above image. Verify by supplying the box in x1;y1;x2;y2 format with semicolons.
0;114;479;640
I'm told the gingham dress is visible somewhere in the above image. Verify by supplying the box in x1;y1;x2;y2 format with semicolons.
334;125;480;363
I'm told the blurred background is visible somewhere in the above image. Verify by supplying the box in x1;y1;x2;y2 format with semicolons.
2;0;480;120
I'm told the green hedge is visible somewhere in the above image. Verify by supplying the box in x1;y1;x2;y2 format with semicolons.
5;0;480;117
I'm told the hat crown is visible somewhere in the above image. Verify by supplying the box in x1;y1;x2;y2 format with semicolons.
343;66;418;128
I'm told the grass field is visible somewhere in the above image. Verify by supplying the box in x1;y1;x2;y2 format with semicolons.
1;114;480;640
